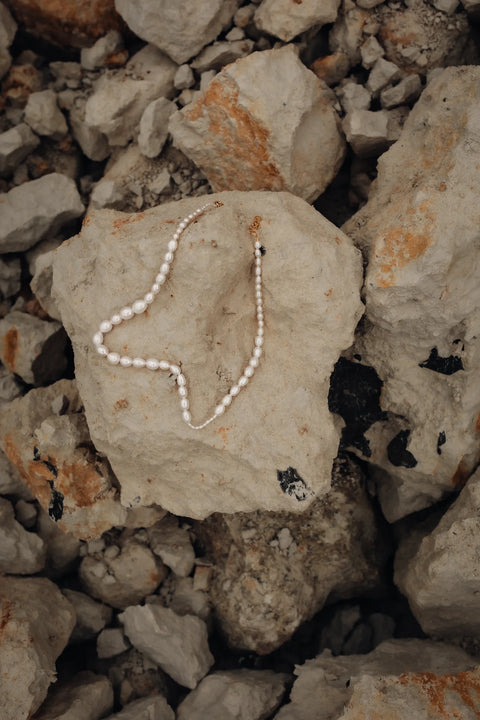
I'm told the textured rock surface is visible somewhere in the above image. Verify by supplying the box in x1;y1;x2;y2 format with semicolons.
0;256;21;298
51;191;362;519
80;30;124;70
0;379;128;539
24;89;68;139
0;496;46;574
114;0;237;64
255;0;340;42
196;456;386;654
178;670;289;720
342;67;480;520
0;173;84;253
63;589;112;642
275;639;479;720
104;695;174;720
97;628;130;658
34;671;113;720
119;603;214;688
0;575;76;720
395;466;480;642
169;46;346;202
0;122;39;176
147;515;195;577
138;97;176;159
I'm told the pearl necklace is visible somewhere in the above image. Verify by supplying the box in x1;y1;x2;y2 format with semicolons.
92;201;264;430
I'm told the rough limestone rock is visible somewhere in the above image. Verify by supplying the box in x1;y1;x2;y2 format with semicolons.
0;310;68;385
34;672;113;720
196;456;386;654
147;515;195;577
169;47;345;203
51;191;363;518
119;603;214;689
275;639;479;720
0;1;15;78
104;695;174;720
0;255;21;297
178;670;289;720
36;507;81;577
395;466;480;642
138;97;176;159
190;39;254;73
255;0;340;42
0;496;46;574
24;89;68;139
84;45;177;148
114;0;237;64
342;67;480;521
0;575;76;720
0;379;129;540
69;96;110;162
63;589;112;642
80;30;124;70
97;628;130;658
0;122;39;176
0;172;84;253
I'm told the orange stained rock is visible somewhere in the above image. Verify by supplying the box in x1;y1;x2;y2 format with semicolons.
451;458;471;490
112;212;145;233
475;411;480;434
183;76;287;193
3;326;18;372
397;670;480;719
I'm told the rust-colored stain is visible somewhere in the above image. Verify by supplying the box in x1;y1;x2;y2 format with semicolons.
214;425;234;447
105;49;128;68
82;214;92;227
114;398;129;411
452;459;471;490
112;212;145;233
439;182;447;192
183;76;286;192
325;288;333;297
3;327;18;372
0;600;12;639
298;426;308;435
475;412;480;434
397;670;480;719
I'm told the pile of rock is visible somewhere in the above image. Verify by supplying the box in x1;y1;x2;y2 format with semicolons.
1;0;480;717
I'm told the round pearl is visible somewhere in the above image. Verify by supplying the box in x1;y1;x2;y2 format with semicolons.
146;358;160;370
253;347;262;358
144;292;154;304
93;332;103;346
97;345;108;356
249;357;259;368
132;357;146;368
214;405;225;416
180;398;189;410
165;251;174;263
170;365;180;375
183;410;191;423
258;319;264;327
111;314;122;325
255;267;261;276
120;306;133;320
244;366;254;378
222;394;232;406
132;299;147;314
173;232;180;240
99;320;112;333
151;283;160;294
255;336;263;347
238;376;248;387
255;249;261;257
155;274;166;285
120;356;133;367
160;263;170;275
256;290;262;300
179;221;187;230
257;312;264;321
177;374;186;386
257;326;264;335
159;360;170;370
107;352;120;365
178;386;187;397
230;385;240;396
168;240;177;252
188;213;195;220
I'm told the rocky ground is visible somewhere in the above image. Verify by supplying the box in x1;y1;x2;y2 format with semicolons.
1;0;480;718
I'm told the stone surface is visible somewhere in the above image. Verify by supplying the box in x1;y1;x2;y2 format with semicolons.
0;575;76;720
0;172;84;253
24;89;68;139
84;45;177;147
99;647;169;707
97;628;130;658
147;515;195;577
79;538;166;609
0;256;21;298
178;670;289;720
336;80;371;113
63;589;112;642
0;379;129;540
366;58;401;94
0;447;28;495
34;672;113;720
90;179;126;209
4;0;124;48
138;98;176;159
174;64;194;90
380;74;422;109
81;30;124;70
329;3;370;65
0;1;15;78
275;639;479;720
104;695;174;720
310;52;350;87
196;455;386;654
30;248;62;320
51;191;362;519
69;96;110;162
36;507;81;577
254;0;340;42
360;36;384;70
395;466;480;642
342;67;480;520
114;0;237;64
0;496;46;573
190;39;254;73
169;46;346;203
342;109;391;157
0;122;39;176
0;310;68;385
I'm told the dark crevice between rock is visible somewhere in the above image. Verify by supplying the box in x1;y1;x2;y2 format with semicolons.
276;467;312;501
387;430;417;469
47;480;64;521
437;431;446;455
418;347;464;375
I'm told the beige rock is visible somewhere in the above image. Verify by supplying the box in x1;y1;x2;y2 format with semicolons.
147;515;195;577
103;694;174;720
138;98;176;159
336;79;371;113
63;589;112;642
51;191;363;519
329;2;371;65
36;507;81;577
30;248;62;320
0;575;76;720
169;46;346;203
34;671;113;720
0;496;46;573
366;57;401;94
190;39;254;73
310;52;350;87
380;74;422;109
81;30;124;70
254;0;340;42
0;255;21;297
69;96;110;162
342;109;391;157
97;628;130;658
0;122;39;176
24;89;68;139
114;0;237;64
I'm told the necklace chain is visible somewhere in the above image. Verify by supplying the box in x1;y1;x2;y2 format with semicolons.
92;201;264;430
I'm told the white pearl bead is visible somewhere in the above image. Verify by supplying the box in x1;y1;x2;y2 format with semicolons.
258;319;264;327
249;357;259;368
111;314;122;325
180;398;189;410
214;405;225;416
257;312;264;320
238;376;248;387
120;356;133;367
244;366;254;377
160;263;170;275
132;357;146;368
256;290;262;299
255;267;261;276
230;385;240;396
255;241;261;248
255;336;263;347
177;373;186;386
165;251;174;263
132;299;147;314
253;347;262;358
144;292;154;304
255;249;261;257
151;283;160;294
222;394;232;406
146;358;160;370
257;326;264;335
168;240;177;252
93;332;103;346
155;274;166;285
188;213;195;220
178;386;187;397
179;221;187;230
99;320;112;333
170;365;180;375
120;306;133;320
173;232;180;240
107;352;120;365
159;360;170;370
97;345;108;356
183;410;191;423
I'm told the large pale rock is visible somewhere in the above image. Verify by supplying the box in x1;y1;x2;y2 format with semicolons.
0;172;84;253
63;589;112;642
0;575;76;720
254;0;340;42
24;89;68;139
104;695;174;720
0;379;129;540
114;0;237;64
84;45;177;147
0;122;39;176
147;515;195;577
395;466;480;642
178;670;289;720
34;672;113;720
138;97;176;159
342;67;480;520
169;46;346;203
196;456;386;654
0;496;46;574
119;604;214;689
275;639;478;720
51;191;363;518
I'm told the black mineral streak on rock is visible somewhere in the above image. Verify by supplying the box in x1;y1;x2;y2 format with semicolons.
33;446;41;461
47;480;64;521
277;467;312;501
419;347;463;375
437;431;446;455
42;459;58;477
387;430;417;468
260;245;266;255
328;357;387;457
